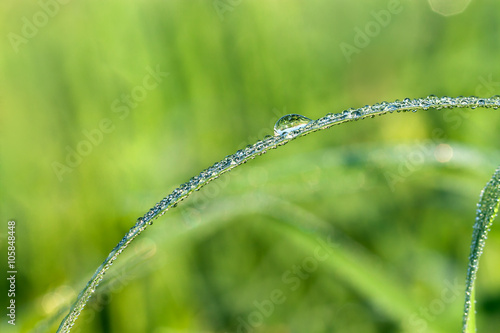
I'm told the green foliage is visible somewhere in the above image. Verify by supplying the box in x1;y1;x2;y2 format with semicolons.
1;1;500;332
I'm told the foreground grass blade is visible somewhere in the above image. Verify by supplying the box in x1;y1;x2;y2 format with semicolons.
463;166;500;332
58;96;500;332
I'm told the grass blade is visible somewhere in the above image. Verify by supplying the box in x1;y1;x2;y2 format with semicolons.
463;166;500;332
58;96;500;332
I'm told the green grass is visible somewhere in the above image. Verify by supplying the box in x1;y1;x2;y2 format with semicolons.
1;1;500;332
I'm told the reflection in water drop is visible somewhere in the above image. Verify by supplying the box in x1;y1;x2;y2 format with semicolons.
274;114;312;136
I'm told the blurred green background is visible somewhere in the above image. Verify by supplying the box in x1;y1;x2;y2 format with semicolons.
1;0;500;332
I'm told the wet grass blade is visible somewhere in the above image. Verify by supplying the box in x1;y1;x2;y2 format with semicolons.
58;96;500;332
463;166;500;332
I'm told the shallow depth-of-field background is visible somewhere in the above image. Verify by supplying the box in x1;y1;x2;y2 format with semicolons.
1;1;500;332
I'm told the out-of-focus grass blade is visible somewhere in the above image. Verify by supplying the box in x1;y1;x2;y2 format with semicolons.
189;192;449;332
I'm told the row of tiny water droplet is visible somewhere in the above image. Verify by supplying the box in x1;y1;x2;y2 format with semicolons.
134;95;500;231
294;95;500;135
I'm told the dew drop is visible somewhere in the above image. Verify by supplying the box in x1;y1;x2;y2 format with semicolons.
351;110;362;118
274;114;312;136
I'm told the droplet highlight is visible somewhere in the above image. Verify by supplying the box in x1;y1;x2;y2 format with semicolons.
274;114;312;136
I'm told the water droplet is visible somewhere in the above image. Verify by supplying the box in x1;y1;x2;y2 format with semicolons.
274;114;312;136
351;110;362;118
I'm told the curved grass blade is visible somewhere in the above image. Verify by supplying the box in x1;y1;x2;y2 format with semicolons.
463;166;500;332
58;95;500;332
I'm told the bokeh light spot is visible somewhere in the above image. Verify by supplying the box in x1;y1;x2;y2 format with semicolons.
434;144;453;163
428;0;472;16
41;285;76;315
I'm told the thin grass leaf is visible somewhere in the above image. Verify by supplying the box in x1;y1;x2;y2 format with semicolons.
58;95;500;332
463;166;500;332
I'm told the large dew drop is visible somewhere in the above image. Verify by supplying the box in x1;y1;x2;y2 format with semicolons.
274;114;312;136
